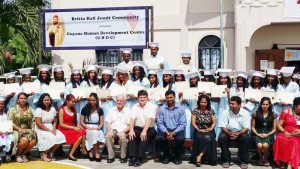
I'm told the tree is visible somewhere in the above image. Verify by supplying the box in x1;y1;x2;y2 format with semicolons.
0;0;49;74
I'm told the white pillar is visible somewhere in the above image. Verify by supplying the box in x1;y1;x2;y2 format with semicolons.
234;23;247;71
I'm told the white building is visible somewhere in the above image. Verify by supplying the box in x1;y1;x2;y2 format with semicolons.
51;0;300;73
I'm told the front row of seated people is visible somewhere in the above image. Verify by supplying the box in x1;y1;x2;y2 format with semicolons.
0;90;300;169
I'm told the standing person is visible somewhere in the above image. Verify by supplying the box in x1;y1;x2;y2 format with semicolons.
0;95;14;162
19;68;35;110
4;72;20;111
128;90;157;167
202;70;219;118
58;94;86;161
51;65;66;110
177;51;197;80
33;64;52;110
148;69;159;88
155;90;186;165
229;71;249;106
218;96;251;169
190;94;217;167
251;97;277;166
114;65;132;87
145;42;169;85
35;93;66;162
80;93;105;162
46;15;64;47
8;92;37;163
273;97;300;169
105;94;131;163
117;48;134;73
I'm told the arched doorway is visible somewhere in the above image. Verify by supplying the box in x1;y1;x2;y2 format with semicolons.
198;35;221;70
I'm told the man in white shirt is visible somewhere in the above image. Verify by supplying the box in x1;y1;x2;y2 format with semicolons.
218;96;251;169
105;94;131;163
177;51;198;80
128;90;157;166
117;48;134;73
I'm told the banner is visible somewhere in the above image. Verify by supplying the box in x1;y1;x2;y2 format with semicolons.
285;49;300;61
42;7;150;50
284;0;300;18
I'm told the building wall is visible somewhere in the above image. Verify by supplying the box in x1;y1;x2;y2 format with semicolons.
51;0;235;70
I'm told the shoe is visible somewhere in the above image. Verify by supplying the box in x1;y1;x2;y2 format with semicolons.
21;155;28;163
107;158;115;163
41;154;51;162
5;155;11;162
173;159;182;165
49;153;56;161
89;156;95;161
162;158;170;164
68;155;77;161
128;158;135;166
95;157;101;162
120;158;127;163
16;156;23;163
134;158;142;167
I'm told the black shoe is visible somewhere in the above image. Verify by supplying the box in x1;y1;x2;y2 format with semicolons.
173;159;182;165
134;158;142;167
89;155;95;161
162;158;170;164
128;158;135;166
107;158;115;163
95;157;101;162
120;158;127;163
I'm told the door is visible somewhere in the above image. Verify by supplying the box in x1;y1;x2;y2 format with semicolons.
255;49;286;70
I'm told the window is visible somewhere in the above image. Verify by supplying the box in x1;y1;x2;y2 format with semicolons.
96;49;143;67
198;35;221;70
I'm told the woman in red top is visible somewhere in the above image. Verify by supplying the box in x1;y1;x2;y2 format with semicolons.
273;97;300;169
58;94;86;161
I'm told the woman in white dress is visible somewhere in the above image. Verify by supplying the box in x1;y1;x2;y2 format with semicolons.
0;95;14;162
35;93;66;162
80;93;104;162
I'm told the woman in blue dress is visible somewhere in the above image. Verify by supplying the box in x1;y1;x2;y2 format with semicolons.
229;71;249;104
19;68;35;109
202;70;219;115
4;72;20;111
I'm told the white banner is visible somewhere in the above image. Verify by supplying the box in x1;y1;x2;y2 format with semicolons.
285;49;300;61
42;7;150;50
284;0;300;18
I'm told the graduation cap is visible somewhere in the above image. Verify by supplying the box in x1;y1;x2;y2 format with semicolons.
100;66;114;75
279;67;295;77
149;42;159;48
217;69;232;77
180;51;192;58
53;65;64;72
38;64;52;72
84;65;99;72
71;68;82;74
18;68;34;75
236;71;249;79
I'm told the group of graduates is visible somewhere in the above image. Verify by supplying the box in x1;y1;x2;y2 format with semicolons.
0;42;300;168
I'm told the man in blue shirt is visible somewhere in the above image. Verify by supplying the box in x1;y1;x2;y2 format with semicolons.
155;90;186;165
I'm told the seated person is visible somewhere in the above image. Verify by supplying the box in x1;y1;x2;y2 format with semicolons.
155;90;186;165
105;94;131;163
218;96;251;169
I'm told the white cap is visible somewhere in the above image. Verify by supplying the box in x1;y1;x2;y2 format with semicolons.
53;65;64;72
180;51;192;58
149;42;159;48
148;69;158;75
236;71;249;79
203;70;215;76
116;65;128;74
38;64;52;72
162;69;174;76
189;72;199;78
266;69;279;76
174;69;185;75
251;70;264;78
279;66;295;77
100;66;114;75
71;68;82;74
4;72;16;79
121;48;132;54
217;69;232;77
132;61;147;73
84;65;98;72
18;67;33;75
0;94;6;102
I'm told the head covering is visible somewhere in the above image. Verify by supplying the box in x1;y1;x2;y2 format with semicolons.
38;64;52;72
132;61;147;73
251;70;264;78
116;65;128;74
84;65;98;73
53;65;64;72
121;48;132;54
71;68;82;74
217;69;232;77
203;70;215;76
149;42;159;48
180;51;192;58
18;68;34;75
162;69;174;76
4;72;16;79
236;71;249;79
100;66;114;75
0;95;6;102
266;69;279;76
189;72;199;79
148;69;158;75
174;69;185;75
279;66;295;77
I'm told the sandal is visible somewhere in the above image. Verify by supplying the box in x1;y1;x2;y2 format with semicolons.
16;156;23;163
240;163;248;169
222;162;230;168
196;154;203;167
41;154;51;162
21;155;29;163
258;160;264;166
49;152;56;161
264;161;270;166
